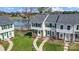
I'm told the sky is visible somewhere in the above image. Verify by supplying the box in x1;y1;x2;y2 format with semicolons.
51;7;79;12
0;7;79;13
0;7;39;13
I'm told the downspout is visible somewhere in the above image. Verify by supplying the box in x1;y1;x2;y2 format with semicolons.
42;14;49;37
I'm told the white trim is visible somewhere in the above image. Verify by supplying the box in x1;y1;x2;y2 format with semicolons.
42;14;49;37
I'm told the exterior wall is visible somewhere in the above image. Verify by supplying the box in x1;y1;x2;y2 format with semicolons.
0;34;3;40
74;24;79;32
0;24;14;40
45;27;55;31
0;24;14;33
32;29;42;37
56;24;73;34
31;27;55;37
59;33;64;39
15;27;29;30
31;23;43;37
56;24;75;41
31;27;42;30
0;26;2;31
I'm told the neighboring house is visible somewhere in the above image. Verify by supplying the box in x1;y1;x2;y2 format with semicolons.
31;14;79;42
0;16;14;41
13;18;30;30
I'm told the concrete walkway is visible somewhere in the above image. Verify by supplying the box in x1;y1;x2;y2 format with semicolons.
64;42;69;51
38;38;48;51
33;37;48;51
0;39;13;51
0;44;5;51
33;37;39;50
6;39;13;51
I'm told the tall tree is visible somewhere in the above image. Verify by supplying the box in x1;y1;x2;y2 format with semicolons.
38;7;52;14
38;7;46;14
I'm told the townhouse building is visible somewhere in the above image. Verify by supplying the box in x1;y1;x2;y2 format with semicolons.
31;14;79;42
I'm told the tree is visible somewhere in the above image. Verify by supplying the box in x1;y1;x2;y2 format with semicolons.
37;7;46;14
38;7;52;14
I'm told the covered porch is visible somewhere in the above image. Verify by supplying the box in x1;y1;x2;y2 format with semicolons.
57;32;75;42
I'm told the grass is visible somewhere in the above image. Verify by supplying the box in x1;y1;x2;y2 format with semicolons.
3;31;64;51
3;31;32;51
69;43;79;51
43;42;64;51
36;39;64;51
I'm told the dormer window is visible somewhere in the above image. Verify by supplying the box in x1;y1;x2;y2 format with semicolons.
76;25;79;30
67;25;71;30
60;25;63;29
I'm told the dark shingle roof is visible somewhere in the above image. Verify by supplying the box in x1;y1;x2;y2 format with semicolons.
31;14;79;25
30;14;47;23
57;14;79;25
45;14;59;23
0;16;13;25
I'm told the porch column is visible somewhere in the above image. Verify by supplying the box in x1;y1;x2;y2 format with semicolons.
65;33;67;42
42;23;46;37
42;24;46;37
37;30;39;36
69;34;71;41
73;34;75;42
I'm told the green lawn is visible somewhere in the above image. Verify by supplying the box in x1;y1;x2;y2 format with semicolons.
43;42;64;51
3;31;32;51
69;43;79;51
3;31;64;51
34;39;64;51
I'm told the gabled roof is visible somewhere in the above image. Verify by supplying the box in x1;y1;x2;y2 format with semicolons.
0;16;13;25
30;14;47;23
57;14;79;25
31;14;79;25
45;14;59;24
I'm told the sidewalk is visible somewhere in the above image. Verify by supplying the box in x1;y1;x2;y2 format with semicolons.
0;44;5;51
38;38;48;51
64;42;69;51
33;37;39;50
33;37;48;51
6;39;13;51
